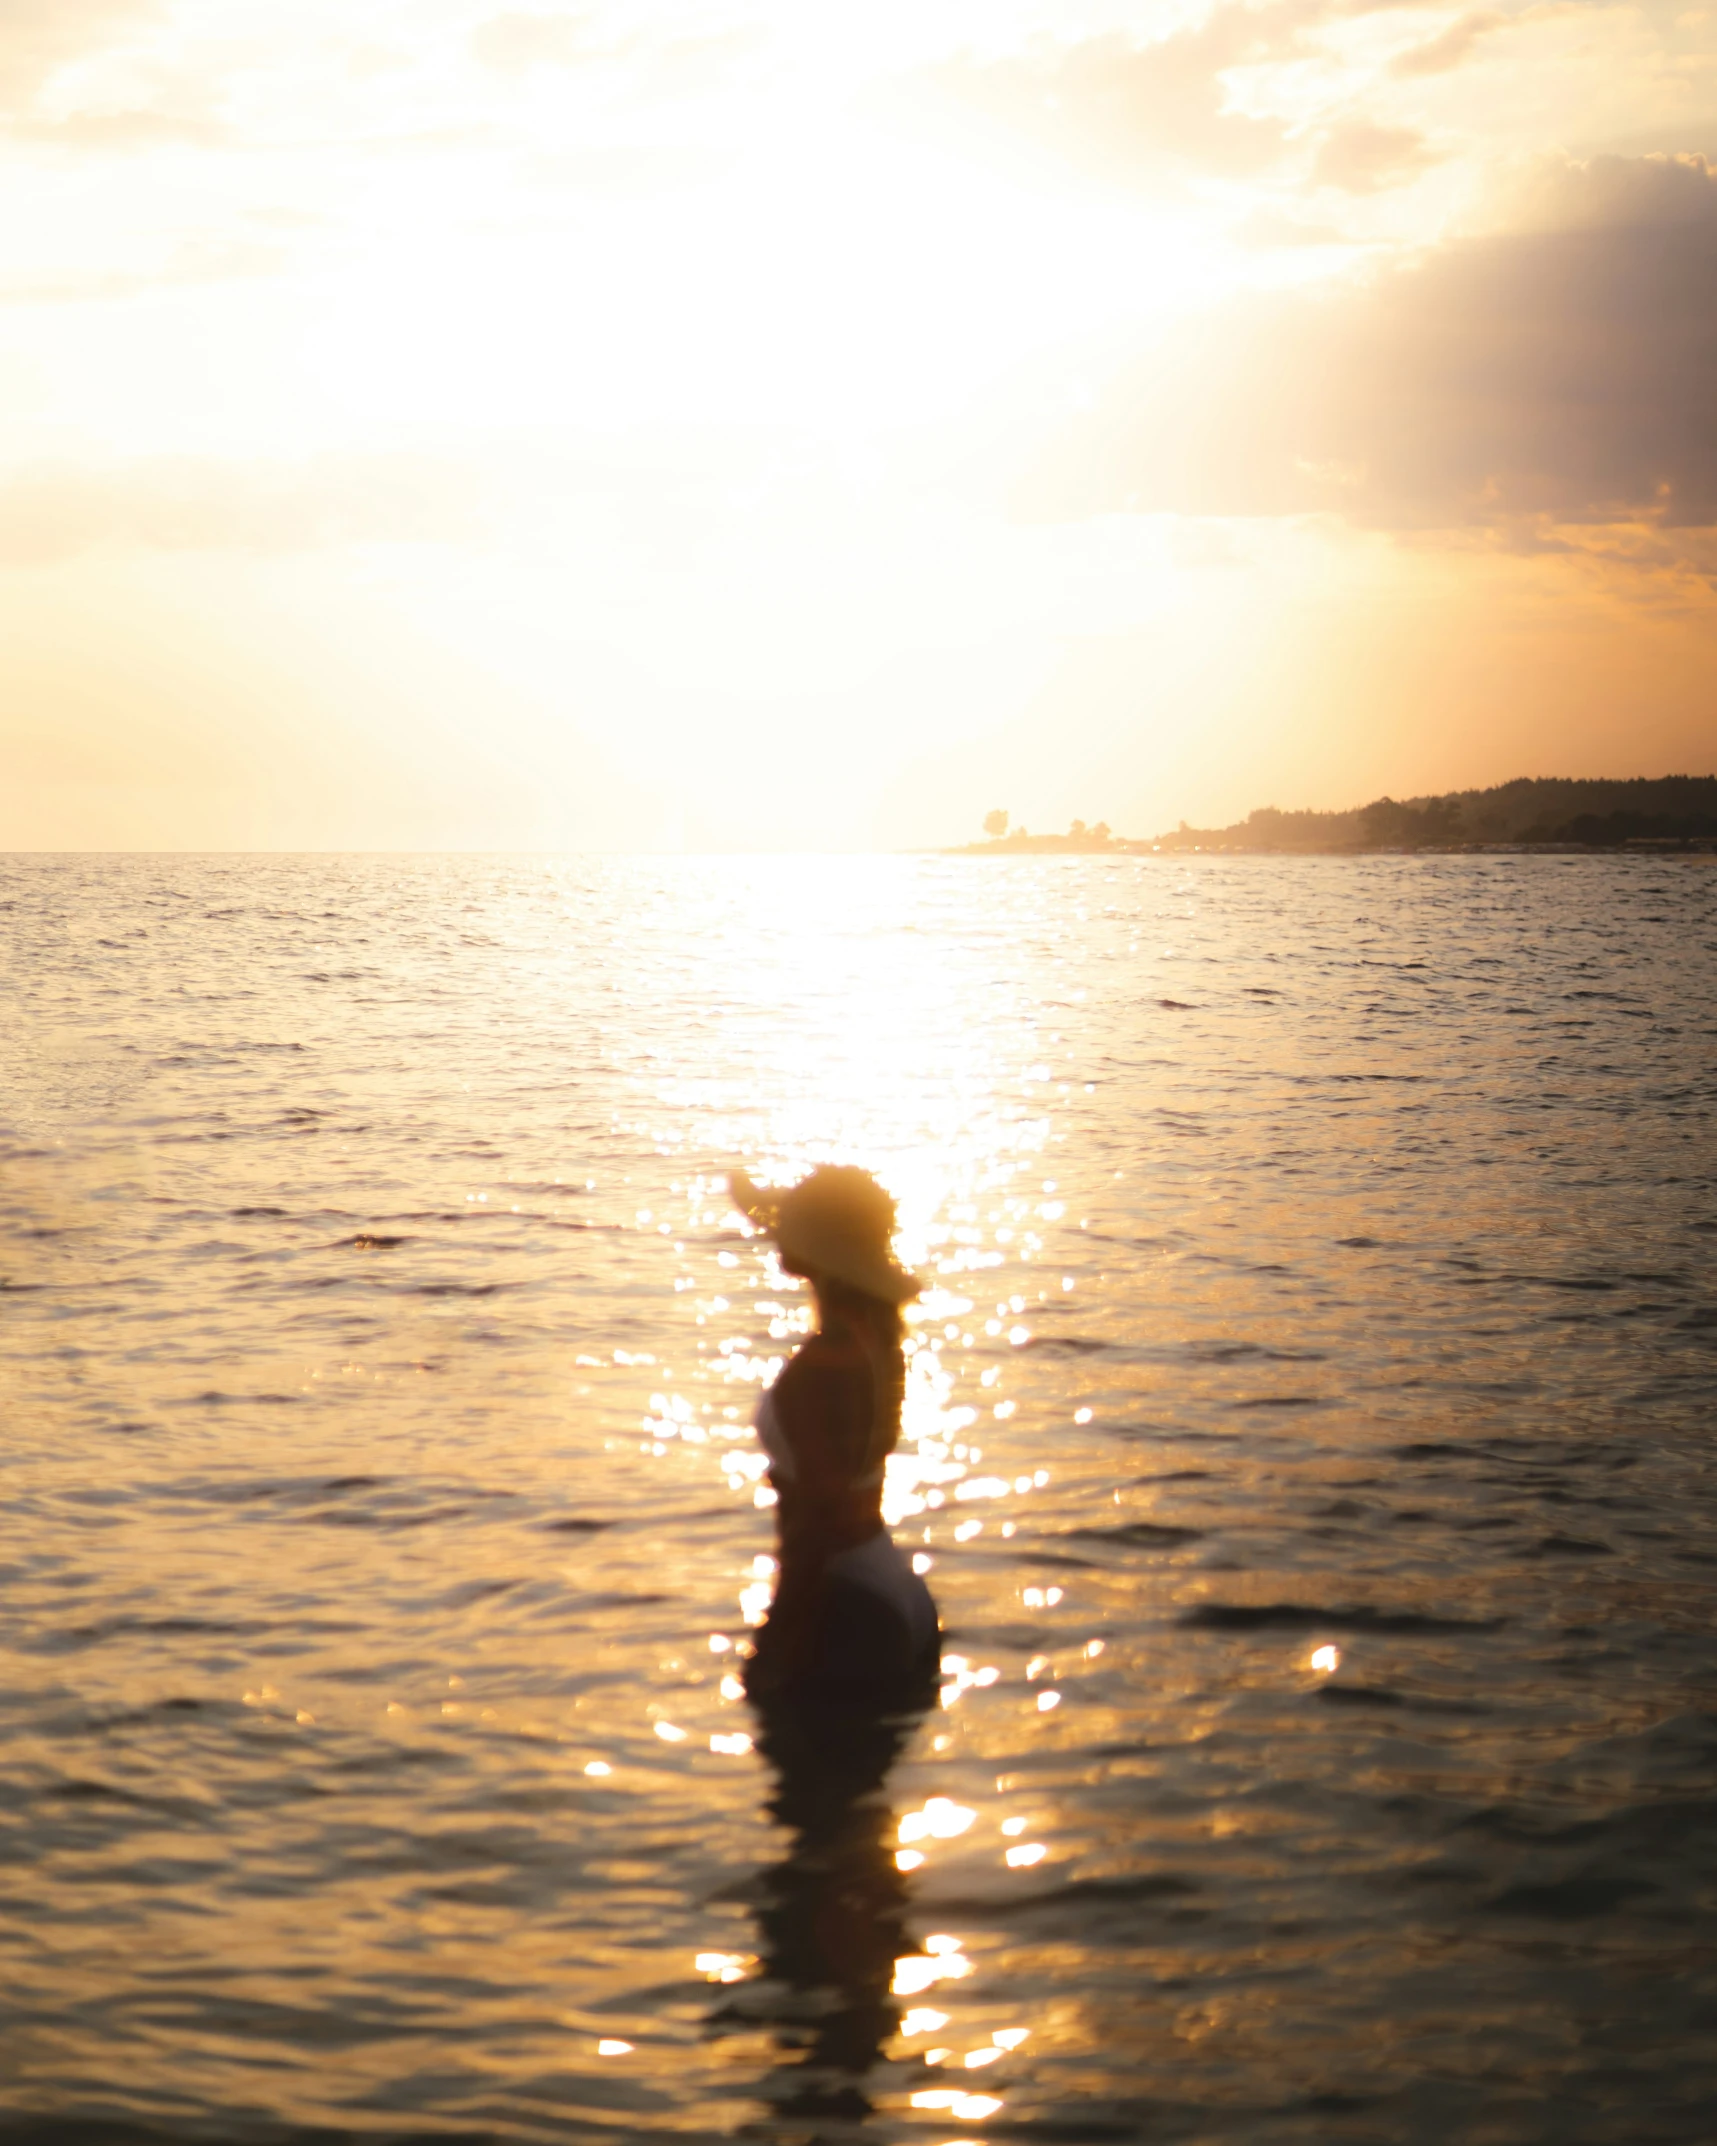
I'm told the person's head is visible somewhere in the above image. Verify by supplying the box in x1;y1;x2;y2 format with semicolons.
729;1163;919;1333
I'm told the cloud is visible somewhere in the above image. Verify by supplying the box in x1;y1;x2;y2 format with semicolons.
11;103;224;149
0;0;157;104
1310;117;1437;191
924;19;1296;181
471;9;760;99
0;455;481;567
1022;154;1717;534
1500;143;1717;231
470;9;588;73
0;0;225;154
911;4;1476;184
1391;10;1505;77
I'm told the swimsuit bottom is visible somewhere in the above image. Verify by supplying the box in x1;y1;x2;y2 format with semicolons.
751;1530;941;1706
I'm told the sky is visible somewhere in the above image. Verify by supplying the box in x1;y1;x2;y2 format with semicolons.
1;0;1714;850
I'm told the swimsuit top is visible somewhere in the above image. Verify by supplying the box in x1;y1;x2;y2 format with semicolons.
754;1390;885;1493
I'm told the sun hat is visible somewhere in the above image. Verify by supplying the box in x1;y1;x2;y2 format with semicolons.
729;1164;921;1305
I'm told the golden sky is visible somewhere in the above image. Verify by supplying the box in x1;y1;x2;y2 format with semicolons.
2;0;1714;849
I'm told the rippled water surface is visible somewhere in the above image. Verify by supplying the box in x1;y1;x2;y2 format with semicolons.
2;852;1715;2146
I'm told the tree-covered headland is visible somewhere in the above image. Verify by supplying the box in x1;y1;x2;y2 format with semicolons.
958;777;1717;854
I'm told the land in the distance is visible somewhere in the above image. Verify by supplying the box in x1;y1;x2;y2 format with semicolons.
952;776;1717;855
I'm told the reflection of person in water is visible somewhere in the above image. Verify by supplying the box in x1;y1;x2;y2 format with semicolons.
728;1165;941;1703
722;1698;921;2121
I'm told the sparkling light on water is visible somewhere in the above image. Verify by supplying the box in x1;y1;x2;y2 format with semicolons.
0;851;1713;2142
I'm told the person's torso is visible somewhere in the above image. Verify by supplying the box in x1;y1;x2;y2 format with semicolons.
754;1318;899;1559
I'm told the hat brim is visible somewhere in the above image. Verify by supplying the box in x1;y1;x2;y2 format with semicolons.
727;1169;921;1305
728;1169;780;1231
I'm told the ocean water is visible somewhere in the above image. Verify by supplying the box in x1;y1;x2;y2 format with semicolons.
1;850;1714;2146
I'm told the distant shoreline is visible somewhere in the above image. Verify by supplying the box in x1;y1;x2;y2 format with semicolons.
950;775;1717;857
943;835;1717;857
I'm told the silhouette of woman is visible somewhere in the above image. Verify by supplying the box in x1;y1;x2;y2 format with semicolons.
728;1165;940;1704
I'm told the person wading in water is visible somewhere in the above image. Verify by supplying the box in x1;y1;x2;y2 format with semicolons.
728;1165;940;1704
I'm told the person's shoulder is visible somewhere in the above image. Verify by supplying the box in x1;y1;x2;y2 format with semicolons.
775;1331;873;1419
